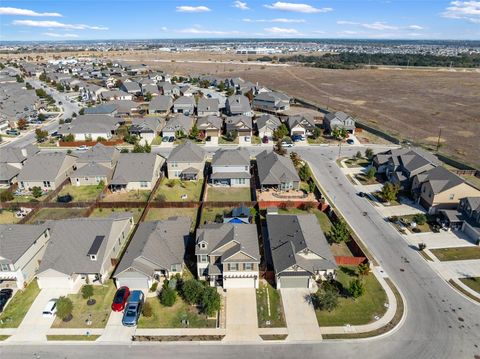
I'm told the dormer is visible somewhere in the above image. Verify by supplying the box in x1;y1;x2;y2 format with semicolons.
199;241;207;250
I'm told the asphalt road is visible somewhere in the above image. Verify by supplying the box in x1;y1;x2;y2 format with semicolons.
1;145;479;359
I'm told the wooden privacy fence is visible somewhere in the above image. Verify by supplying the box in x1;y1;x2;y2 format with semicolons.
58;139;124;147
335;256;367;266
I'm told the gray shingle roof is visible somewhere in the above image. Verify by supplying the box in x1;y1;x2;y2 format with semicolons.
196;115;223;130
168;140;206;163
267;214;337;275
17;152;76;182
256;114;281;131
0;163;19;181
58;114;121;135
211;148;250;167
73;162;112;177
111;153;164;184
0;145;38;164
163;114;194;133
83;104;117;115
287;115;315;129
421;166;466;194
225;115;253;131
75;143;119;164
114;217;191;277
0;224;48;263
197;98;219;113
226;95;251;115
256;150;300;186
148;95;173;112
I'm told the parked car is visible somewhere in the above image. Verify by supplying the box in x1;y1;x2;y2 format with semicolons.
291;134;305;142
262;136;269;144
281;140;294;148
76;145;89;151
346;139;355;145
111;286;130;312
122;290;144;327
168;136;175;143
244;136;251;143
51;131;62;138
0;289;13;313
162;136;169;143
42;299;58;317
57;194;73;203
5;130;20;136
357;191;366;198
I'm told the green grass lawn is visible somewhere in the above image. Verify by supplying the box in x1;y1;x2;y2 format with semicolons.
396;214;433;233
151;136;163;145
55;185;103;202
430;247;480;261
52;281;116;328
256;282;286;328
372;192;400;206
0;335;10;341
89;207;143;223
101;190;151;202
0;210;21;224
155;179;203;202
138;295;216;328
144;207;198;230
307;137;326;144
207;187;251;202
26;208;88;223
342;158;370;168
316;266;388;326
47;335;100;341
354;173;380;185
459;277;480;294
10;193;49;203
200;207;235;225
218;136;239;145
0;280;41;328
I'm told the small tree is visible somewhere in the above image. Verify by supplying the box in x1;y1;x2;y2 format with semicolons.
181;279;204;305
357;263;370;277
31;186;43;198
315;288;339;312
56;297;73;321
365;148;374;160
144;92;153;101
413;213;427;225
17;118;28;130
96;136;107;142
380;182;400;203
347;279;365;299
355;151;362;159
160;286;177;307
274;140;286;156
81;284;95;305
200;286;221;316
365;166;377;181
290;152;302;169
35;128;48;143
190;125;199;140
62;133;75;142
332;127;348;140
328;219;350;244
312;126;322;139
298;164;311;182
273;123;288;140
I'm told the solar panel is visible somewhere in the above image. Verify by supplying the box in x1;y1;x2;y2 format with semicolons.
87;235;105;256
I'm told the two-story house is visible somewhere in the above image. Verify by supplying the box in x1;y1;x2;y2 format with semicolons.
225;115;253;145
0;145;39;188
197;98;220;117
323;111;356;134
287;115;316;138
225;95;253;117
196;223;260;289
256;150;300;191
210;148;251;187
71;143;120;186
252;91;291;112
196;115;223;145
167;141;206;180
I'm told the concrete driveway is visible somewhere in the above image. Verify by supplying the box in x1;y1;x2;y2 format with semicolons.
280;289;322;341
223;288;259;342
98;311;135;342
10;288;67;342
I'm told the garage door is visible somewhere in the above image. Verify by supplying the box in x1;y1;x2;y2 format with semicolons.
116;277;149;290
224;277;256;289
279;276;309;288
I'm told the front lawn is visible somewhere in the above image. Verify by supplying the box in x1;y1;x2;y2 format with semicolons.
354;173;380;185
256;282;286;328
47;335;100;341
459;277;480;295
218;136;239;145
0;210;21;224
26;208;88;223
394;214;434;233
155;179;203;202
342;158;370;168
144;207;198;230
89;207;143;223
138;296;216;329
0;280;41;328
55;185;103;202
207;187;251;202
372;192;400;206
101;190;151;202
52;281;116;328
430;247;480;262
316;266;388;326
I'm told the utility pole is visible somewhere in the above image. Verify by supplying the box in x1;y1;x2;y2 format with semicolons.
436;128;442;152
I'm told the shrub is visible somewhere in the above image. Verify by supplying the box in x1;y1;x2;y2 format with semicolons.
365;148;374;160
300;202;315;211
156;193;166;202
200;286;221;316
31;186;43;198
389;215;398;223
418;242;427;251
413;213;427;225
81;285;94;301
181;279;205;305
166;180;176;188
315;288;339;312
149;282;158;293
56;297;73;321
160;286;177;307
328;219;350;244
0;190;14;202
142;301;153;317
347;279;365;299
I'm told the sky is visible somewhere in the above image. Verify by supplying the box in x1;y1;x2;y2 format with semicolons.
1;0;480;41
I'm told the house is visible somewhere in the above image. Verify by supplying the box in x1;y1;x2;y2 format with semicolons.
287;115;316;137
210;148;250;187
106;100;142;116
197;98;220;117
71;144;119;186
148;95;173;115
256;114;281;139
323;111;356;134
113;217;191;290
120;81;141;96
159;82;180;97
83;104;118;116
37;215;134;290
266;214;337;288
412;166;480;214
225;95;253;117
167;141;206;180
141;84;161;97
456;197;480;243
17;152;77;191
225;115;253;144
252;91;291;112
58;114;121;141
0;224;50;288
173;96;195;115
195;223;260;289
129;117;165;145
100;90;133;101
0;145;39;188
110;153;164;191
196;115;223;145
256;150;300;191
162;114;194;139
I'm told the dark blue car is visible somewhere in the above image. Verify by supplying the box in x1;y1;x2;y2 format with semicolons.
121;290;144;327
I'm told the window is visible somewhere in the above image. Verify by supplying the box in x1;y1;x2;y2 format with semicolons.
43;181;51;188
449;194;455;200
200;242;207;249
199;255;208;263
171;264;179;272
244;263;253;270
140;181;148;188
228;263;239;271
1;264;11;271
238;178;245;185
172;161;178;168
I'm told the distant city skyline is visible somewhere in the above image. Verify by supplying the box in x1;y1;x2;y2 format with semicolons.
1;1;480;41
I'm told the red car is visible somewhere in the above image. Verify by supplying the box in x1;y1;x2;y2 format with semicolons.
111;286;130;312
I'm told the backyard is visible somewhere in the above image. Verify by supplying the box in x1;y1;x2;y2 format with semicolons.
101;190;151;202
26;208;88;223
89;207;143;223
430;247;480;261
52;281;117;328
0;280;41;328
459;277;480;294
200;206;235;225
0;209;21;224
155;179;203;202
144;207;198;230
206;187;251;202
54;185;103;202
138;296;216;329
256;282;286;328
315;266;388;326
